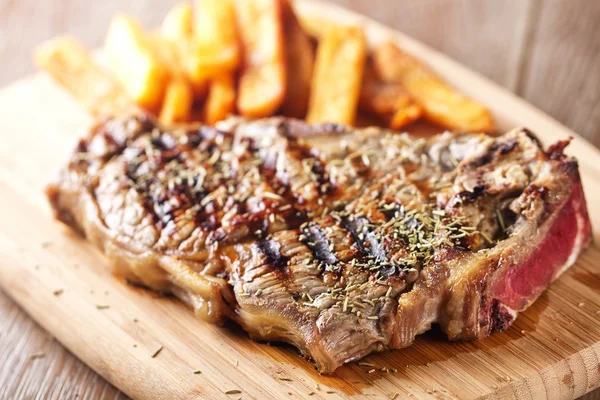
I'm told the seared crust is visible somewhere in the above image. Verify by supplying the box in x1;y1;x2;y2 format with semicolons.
47;115;591;372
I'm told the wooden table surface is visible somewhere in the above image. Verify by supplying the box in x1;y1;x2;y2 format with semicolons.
0;0;598;398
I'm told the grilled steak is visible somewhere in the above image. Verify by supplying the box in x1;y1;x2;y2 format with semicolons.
47;115;591;373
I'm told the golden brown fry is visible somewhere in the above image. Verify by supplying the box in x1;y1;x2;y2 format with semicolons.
235;0;287;118
161;2;193;41
151;35;184;76
389;100;423;130
104;14;169;112
188;0;240;84
34;36;135;117
280;0;314;119
203;74;236;125
158;6;208;106
359;63;423;129
359;65;407;116
156;5;197;125
373;42;495;132
307;25;367;125
299;15;337;39
150;35;194;124
159;77;194;124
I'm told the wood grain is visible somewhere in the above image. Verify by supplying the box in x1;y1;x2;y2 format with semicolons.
0;0;600;398
0;291;124;399
518;0;600;148
1;2;600;399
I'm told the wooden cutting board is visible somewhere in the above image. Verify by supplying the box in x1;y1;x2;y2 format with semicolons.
0;1;599;399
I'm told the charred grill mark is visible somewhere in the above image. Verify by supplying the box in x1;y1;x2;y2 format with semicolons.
466;136;526;170
342;215;387;263
317;122;347;135
521;128;543;149
288;139;335;195
150;130;178;151
90;116;482;261
275;120;293;138
496;137;518;155
300;222;338;267
229;211;270;238
257;239;289;270
99;114;154;148
465;137;520;169
466;152;494;169
77;115;156;166
249;138;334;219
457;185;486;203
277;119;347;138
116;121;241;234
178;126;228;149
310;158;333;194
208;227;227;243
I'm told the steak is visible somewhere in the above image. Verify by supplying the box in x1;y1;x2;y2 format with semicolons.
47;115;592;373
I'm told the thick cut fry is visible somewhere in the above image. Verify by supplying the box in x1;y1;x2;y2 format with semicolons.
359;64;423;129
280;0;314;119
299;15;337;39
159;78;194;124
203;74;236;125
159;6;191;74
151;36;195;123
307;25;367;125
34;37;135;117
360;65;408;116
235;0;287;118
389;100;423;130
188;0;240;83
161;2;193;41
373;42;495;132
104;14;168;112
151;35;186;76
158;6;207;104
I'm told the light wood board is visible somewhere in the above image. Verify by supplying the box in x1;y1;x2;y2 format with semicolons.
0;1;599;399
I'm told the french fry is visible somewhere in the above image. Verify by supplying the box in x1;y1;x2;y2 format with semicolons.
389;100;423;130
157;11;189;76
307;25;367;125
373;41;495;132
280;0;314;119
203;73;236;125
157;4;198;124
359;65;407;116
34;36;135;117
359;63;422;129
188;0;240;84
235;0;287;118
150;35;194;123
104;14;169;112
161;2;193;41
151;36;184;76
159;77;194;124
299;15;337;39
